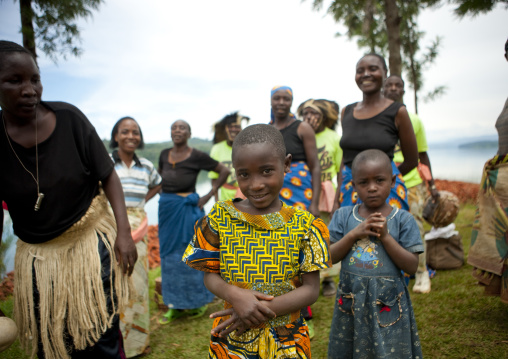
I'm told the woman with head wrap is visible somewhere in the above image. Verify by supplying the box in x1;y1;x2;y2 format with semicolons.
270;86;321;218
209;112;249;201
270;85;321;338
468;38;508;303
297;98;342;297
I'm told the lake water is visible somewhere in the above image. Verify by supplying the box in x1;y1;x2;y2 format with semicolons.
1;146;497;274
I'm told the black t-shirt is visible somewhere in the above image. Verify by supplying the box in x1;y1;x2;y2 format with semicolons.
0;102;114;244
159;148;218;193
340;102;403;167
280;120;307;162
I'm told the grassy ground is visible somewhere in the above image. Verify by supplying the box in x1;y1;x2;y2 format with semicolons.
1;204;507;358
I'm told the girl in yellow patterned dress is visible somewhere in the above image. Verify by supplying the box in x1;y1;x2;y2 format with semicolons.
183;124;331;358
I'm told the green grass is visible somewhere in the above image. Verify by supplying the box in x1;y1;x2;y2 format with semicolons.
2;204;508;358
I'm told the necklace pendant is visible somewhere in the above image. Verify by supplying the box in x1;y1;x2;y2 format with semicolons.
34;193;44;211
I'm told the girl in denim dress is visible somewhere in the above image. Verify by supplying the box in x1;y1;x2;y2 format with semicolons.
328;149;423;359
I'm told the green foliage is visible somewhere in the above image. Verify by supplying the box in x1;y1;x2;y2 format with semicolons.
103;138;213;166
450;0;508;17
308;0;444;112
18;0;104;62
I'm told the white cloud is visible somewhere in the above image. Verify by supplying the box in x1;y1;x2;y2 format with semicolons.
1;0;506;143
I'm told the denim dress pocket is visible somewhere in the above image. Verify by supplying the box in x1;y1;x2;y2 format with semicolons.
336;286;355;315
374;280;403;328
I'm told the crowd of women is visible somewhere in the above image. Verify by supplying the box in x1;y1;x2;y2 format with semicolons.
1;37;507;358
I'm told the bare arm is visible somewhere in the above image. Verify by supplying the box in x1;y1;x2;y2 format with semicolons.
204;272;275;327
102;170;137;276
419;151;439;200
145;184;161;203
372;213;419;274
298;121;321;217
262;271;320;316
331;107;347;214
211;179;219;202
198;164;230;209
331;158;344;214
329;213;382;263
380;234;419;274
395;106;418;176
210;271;321;337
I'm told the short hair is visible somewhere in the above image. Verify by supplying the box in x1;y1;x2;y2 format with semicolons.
351;149;392;178
172;119;191;134
232;124;286;163
359;53;388;73
386;74;405;87
0;40;36;69
110;116;145;149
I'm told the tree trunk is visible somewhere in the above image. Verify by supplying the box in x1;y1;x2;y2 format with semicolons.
383;0;401;76
19;0;37;59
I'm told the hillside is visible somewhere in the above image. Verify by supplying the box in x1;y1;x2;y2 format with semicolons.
102;138;213;165
458;140;498;150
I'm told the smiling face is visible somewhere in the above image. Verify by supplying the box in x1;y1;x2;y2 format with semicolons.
115;118;141;155
233;142;291;214
270;90;293;120
0;52;42;122
355;55;387;95
384;76;404;102
171;120;191;145
226;122;242;143
352;160;395;211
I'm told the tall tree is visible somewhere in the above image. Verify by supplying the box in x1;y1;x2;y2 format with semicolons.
311;0;440;111
309;0;505;111
17;0;103;62
450;0;508;17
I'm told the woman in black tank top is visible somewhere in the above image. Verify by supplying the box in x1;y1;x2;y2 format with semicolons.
270;86;321;218
333;54;418;212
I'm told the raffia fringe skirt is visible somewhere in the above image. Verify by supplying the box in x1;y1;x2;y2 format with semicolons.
14;191;131;359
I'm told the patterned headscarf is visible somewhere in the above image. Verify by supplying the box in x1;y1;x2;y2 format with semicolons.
296;98;339;130
270;85;295;123
271;85;293;98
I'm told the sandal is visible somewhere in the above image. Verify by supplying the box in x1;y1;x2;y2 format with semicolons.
159;308;186;325
186;305;208;319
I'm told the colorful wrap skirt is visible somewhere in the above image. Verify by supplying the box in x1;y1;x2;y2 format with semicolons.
339;162;409;211
280;161;313;211
158;192;214;309
209;281;310;359
469;154;508;303
120;207;150;357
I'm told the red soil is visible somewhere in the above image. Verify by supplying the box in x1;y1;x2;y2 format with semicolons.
0;271;14;301
434;179;479;204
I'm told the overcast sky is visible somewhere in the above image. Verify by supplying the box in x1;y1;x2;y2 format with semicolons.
1;0;507;144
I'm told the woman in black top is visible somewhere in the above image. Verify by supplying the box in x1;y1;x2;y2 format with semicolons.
0;40;136;358
334;54;418;211
158;119;229;324
270;86;321;218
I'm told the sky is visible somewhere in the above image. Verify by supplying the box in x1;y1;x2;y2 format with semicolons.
0;0;507;144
